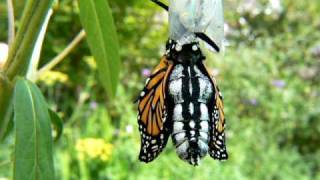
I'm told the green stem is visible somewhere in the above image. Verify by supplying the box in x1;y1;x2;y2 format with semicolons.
7;0;15;47
4;0;54;80
3;0;35;70
0;72;13;139
36;30;86;80
0;0;53;137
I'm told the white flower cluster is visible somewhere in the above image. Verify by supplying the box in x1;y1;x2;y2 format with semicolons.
238;0;283;18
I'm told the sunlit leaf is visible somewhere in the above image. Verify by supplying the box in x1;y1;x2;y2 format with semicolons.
78;0;120;99
13;78;54;180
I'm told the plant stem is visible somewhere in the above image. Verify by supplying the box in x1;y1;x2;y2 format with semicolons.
0;0;53;137
4;0;54;80
0;73;13;139
7;0;15;47
36;30;86;79
3;0;35;70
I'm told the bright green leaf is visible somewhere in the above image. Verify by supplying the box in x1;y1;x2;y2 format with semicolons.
78;0;121;99
49;109;63;141
13;78;54;180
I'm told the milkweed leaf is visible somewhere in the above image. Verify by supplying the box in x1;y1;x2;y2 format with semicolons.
13;78;54;180
78;0;120;99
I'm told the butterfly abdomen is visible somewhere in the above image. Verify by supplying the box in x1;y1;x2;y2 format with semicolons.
167;63;214;165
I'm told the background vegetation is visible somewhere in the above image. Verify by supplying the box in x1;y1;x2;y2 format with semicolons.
0;0;320;179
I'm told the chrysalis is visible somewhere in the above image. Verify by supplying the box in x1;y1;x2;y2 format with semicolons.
169;0;224;52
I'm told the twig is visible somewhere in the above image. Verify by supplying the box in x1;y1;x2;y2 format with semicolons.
7;0;15;47
36;30;86;79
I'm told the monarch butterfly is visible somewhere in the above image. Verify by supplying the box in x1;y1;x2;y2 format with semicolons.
136;40;228;165
136;0;227;166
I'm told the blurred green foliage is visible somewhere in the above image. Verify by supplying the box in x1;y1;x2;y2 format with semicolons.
1;0;320;179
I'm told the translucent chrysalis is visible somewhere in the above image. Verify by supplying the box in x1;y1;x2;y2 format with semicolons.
169;0;224;52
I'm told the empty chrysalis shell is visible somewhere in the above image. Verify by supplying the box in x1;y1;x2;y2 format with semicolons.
169;0;224;52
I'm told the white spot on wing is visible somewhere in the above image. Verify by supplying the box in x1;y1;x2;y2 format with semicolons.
145;78;150;84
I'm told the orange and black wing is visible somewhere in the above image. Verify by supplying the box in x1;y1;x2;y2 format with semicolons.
204;66;228;160
137;56;173;162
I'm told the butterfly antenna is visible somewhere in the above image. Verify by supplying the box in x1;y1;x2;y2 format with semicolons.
150;0;220;52
151;0;168;11
195;33;220;52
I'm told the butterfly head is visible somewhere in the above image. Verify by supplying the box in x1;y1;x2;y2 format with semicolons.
165;39;205;64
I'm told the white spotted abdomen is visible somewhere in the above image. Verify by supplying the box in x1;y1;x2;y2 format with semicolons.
168;64;214;165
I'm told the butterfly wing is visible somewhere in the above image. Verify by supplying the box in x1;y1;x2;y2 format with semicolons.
137;56;173;162
203;66;228;160
210;86;228;160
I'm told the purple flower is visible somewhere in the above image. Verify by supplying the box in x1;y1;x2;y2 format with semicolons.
142;68;151;77
243;98;258;106
249;98;258;106
90;101;98;109
272;79;286;88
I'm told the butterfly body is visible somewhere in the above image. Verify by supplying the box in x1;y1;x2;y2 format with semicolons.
168;64;214;165
137;40;227;165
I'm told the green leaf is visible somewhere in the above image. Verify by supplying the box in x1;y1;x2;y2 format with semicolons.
13;78;54;180
78;0;121;99
49;109;63;141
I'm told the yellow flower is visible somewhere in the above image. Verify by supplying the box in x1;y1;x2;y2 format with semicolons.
38;71;69;86
84;56;97;70
75;138;113;162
